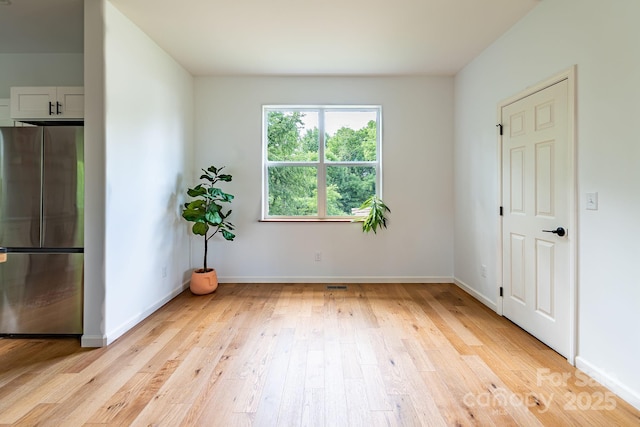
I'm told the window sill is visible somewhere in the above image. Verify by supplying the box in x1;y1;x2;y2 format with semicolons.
259;218;359;223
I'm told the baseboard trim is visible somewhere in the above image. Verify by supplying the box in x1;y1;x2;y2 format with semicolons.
85;280;190;348
80;334;107;348
217;276;454;284
575;356;640;411
453;277;497;312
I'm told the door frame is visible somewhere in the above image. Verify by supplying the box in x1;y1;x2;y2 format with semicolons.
497;66;578;364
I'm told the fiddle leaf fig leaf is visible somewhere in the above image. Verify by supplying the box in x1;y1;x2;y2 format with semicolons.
205;211;223;225
187;185;207;198
209;188;234;202
192;222;209;236
182;210;200;222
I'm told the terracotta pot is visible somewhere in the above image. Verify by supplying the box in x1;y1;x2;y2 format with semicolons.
190;268;218;295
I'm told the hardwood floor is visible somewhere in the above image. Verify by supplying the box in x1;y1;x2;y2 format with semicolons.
1;283;638;426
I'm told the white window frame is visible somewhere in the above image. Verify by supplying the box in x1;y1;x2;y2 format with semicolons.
262;105;383;221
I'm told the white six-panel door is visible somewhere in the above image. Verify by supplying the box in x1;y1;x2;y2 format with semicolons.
501;79;571;357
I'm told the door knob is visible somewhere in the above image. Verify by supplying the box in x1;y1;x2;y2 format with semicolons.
542;227;566;237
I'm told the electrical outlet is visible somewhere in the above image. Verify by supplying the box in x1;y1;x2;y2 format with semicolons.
315;252;322;262
481;264;487;278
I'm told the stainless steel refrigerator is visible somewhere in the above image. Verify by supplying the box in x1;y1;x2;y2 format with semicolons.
0;126;84;335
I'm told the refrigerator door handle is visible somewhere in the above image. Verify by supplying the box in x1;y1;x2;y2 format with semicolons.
0;247;6;263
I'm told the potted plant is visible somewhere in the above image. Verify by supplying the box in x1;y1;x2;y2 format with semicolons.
353;195;390;233
181;165;235;294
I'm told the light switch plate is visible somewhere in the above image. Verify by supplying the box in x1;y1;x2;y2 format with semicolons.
586;192;598;210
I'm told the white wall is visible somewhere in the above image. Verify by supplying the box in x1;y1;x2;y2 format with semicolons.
82;0;107;347
193;76;454;282
454;0;640;408
0;54;84;98
82;0;195;345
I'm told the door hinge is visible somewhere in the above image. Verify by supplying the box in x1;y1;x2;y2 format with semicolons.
499;287;504;297
499;206;503;216
496;124;503;135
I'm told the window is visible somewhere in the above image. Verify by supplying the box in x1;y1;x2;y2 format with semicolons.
262;105;382;220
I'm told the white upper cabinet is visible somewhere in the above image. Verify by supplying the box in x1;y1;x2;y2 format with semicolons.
10;86;84;120
0;99;12;126
0;98;32;126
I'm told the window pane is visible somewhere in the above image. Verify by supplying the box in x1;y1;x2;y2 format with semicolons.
325;111;377;162
326;166;376;216
268;166;317;216
267;111;319;161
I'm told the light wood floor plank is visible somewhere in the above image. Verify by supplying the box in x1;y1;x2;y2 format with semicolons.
0;283;638;426
275;338;308;427
301;386;325;427
344;378;374;426
462;354;543;426
305;349;325;388
252;328;295;426
323;338;349;425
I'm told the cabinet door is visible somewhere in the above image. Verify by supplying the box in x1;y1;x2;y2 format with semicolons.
10;87;57;119
0;98;14;126
10;87;84;120
57;87;84;118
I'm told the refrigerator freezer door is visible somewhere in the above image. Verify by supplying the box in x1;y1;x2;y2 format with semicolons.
0;127;43;248
0;252;83;334
42;127;84;248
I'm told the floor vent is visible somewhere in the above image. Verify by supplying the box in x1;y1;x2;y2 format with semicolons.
326;285;348;290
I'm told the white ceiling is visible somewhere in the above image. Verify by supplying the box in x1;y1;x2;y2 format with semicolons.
0;0;540;76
